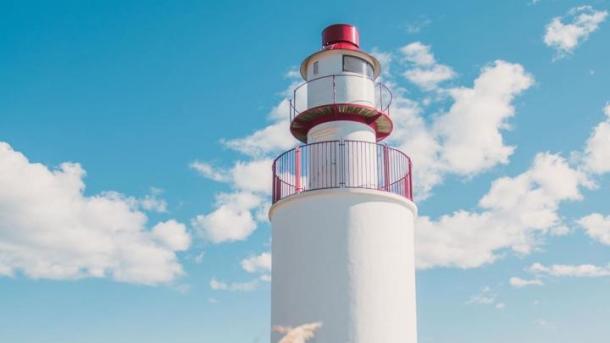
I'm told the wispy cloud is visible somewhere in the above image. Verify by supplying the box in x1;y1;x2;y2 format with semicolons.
544;6;608;59
209;277;260;292
400;42;456;90
529;262;610;278
509;277;544;288
190;161;231;182
405;17;432;34
467;287;505;310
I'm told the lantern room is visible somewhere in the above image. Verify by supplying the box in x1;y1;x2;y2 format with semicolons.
289;24;393;143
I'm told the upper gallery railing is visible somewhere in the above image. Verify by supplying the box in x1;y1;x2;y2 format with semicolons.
289;74;393;121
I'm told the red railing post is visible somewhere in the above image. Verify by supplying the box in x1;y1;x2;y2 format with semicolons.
383;144;390;192
271;141;412;203
295;146;302;193
407;158;413;200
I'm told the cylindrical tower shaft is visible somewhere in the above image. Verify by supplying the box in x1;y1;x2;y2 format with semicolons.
271;190;417;343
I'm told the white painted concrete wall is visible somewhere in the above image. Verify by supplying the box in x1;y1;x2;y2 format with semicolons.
308;121;375;143
270;189;418;343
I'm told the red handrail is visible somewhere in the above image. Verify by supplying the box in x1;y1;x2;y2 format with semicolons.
272;140;412;203
289;74;393;122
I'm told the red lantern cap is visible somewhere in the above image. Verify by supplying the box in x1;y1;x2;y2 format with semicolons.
322;24;360;50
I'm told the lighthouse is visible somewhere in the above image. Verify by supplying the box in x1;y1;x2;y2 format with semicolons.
269;24;417;343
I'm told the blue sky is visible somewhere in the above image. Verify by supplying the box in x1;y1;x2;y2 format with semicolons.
1;0;610;342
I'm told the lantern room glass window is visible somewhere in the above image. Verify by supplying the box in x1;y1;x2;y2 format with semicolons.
343;55;373;78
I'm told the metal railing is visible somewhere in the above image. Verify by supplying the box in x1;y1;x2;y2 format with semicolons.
272;140;412;203
289;74;393;121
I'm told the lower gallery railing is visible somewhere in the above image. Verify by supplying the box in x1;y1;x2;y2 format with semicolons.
272;140;413;203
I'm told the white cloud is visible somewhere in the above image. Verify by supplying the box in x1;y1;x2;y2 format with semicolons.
189;161;230;182
404;64;457;91
416;153;590;269
435;61;534;175
191;159;273;195
209;277;260;292
192;192;262;243
152;220;191;251
544;6;608;58
400;42;456;90
401;42;436;66
241;252;271;273
100;188;168;213
529;262;610;277
583;104;610;174
190;156;272;244
509;277;544;288
390;60;534;198
0;142;189;285
190;158;273;244
136;188;168;213
222;119;295;158
231;159;273;194
577;213;610;245
222;98;297;158
388;91;443;198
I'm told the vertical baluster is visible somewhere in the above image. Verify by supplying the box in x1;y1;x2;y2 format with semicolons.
295;146;302;193
407;156;412;199
339;140;345;187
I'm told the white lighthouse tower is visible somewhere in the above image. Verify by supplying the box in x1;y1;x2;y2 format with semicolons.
269;24;417;343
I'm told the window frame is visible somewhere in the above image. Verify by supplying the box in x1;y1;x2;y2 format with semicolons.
342;55;374;79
